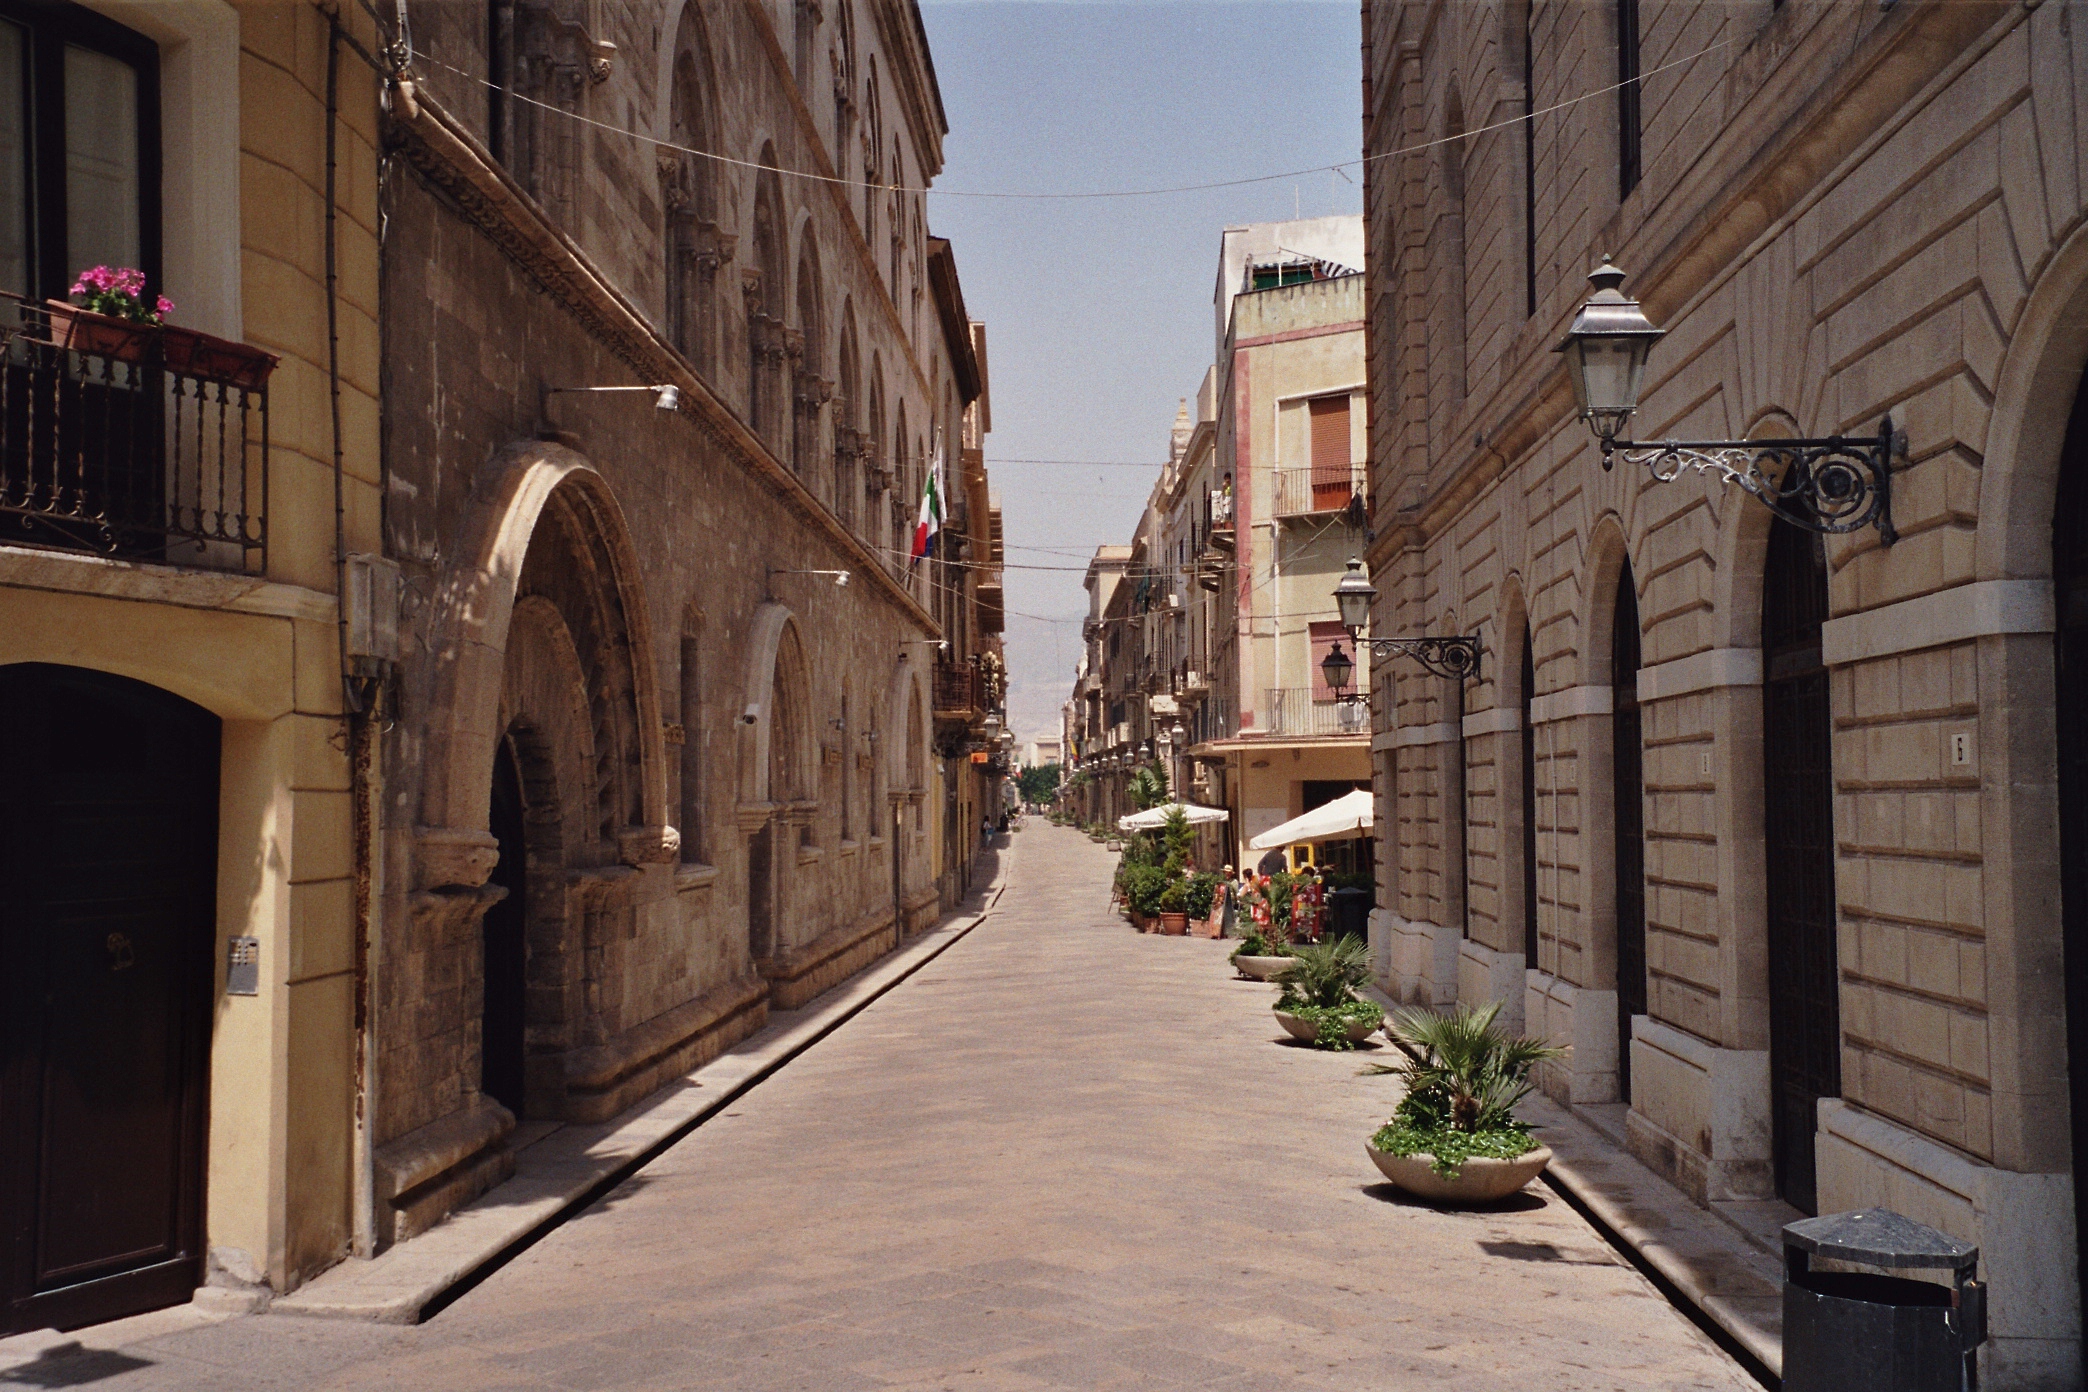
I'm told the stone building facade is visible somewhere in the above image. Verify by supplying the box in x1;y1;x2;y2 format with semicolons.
1362;0;2088;1381
370;0;987;1246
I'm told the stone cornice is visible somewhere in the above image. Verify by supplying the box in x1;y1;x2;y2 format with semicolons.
386;82;938;636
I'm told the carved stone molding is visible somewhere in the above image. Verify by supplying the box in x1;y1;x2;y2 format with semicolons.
617;823;682;866
414;825;501;892
736;800;779;833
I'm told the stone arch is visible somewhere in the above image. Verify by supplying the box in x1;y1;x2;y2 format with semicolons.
835;301;861;525
737;602;817;810
413;442;669;892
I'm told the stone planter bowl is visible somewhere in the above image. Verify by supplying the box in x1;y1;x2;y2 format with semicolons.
1232;954;1293;980
1366;1143;1553;1204
1273;1008;1381;1045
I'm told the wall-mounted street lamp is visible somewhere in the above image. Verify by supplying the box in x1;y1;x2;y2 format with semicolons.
770;567;851;587
544;382;681;411
1557;258;1902;543
1330;559;1483;682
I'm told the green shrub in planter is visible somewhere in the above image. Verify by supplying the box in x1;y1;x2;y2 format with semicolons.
1272;937;1382;1050
1157;878;1189;913
1184;871;1220;920
1367;1001;1566;1177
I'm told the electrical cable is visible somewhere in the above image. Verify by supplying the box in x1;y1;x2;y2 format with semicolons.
406;31;1740;203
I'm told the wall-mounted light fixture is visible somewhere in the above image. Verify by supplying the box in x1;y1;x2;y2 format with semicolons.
544;382;681;411
1557;258;1901;543
770;567;850;587
1330;559;1483;682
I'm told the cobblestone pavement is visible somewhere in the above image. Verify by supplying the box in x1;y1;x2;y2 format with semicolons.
44;824;1756;1391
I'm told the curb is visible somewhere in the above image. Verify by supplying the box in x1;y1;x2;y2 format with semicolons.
272;843;1017;1326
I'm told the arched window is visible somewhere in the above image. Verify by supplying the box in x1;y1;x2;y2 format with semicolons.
1520;623;1538;966
836;305;861;527
791;239;826;483
664;9;723;372
1440;84;1469;409
1611;563;1646;1102
1506;0;1536;317
832;0;856;168
862;61;882;236
748;155;788;448
1762;517;1838;1214
839;685;854;842
678;616;704;864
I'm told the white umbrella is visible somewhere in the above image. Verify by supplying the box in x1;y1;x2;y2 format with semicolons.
1248;788;1374;851
1116;801;1231;832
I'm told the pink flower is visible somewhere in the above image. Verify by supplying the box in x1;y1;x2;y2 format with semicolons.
155;295;175;318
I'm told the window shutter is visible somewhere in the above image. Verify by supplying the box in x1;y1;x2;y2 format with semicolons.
1309;396;1351;510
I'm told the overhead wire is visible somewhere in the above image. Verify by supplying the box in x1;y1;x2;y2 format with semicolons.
406;32;1741;203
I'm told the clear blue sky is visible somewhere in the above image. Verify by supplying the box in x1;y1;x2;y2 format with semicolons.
917;1;1365;745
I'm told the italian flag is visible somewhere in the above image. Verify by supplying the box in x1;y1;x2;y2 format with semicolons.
910;469;942;564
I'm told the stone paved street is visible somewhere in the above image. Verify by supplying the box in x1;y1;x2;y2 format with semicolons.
34;825;1756;1390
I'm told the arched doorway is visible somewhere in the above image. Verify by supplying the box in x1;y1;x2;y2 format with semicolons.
482;733;529;1119
1762;516;1840;1215
1611;566;1646;1103
0;664;218;1333
2055;370;2088;1313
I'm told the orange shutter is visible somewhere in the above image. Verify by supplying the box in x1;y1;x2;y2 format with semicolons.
1309;396;1351;510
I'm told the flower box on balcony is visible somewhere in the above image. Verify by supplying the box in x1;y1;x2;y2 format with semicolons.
44;299;157;364
164;327;279;391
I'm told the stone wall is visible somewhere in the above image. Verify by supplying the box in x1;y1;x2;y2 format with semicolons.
1363;0;2088;1381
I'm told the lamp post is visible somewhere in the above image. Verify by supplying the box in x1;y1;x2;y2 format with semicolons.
1557;257;1901;543
1329;559;1483;682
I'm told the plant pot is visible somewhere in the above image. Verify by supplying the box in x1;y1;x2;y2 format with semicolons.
1272;1008;1380;1045
1130;912;1151;932
1157;912;1189;935
1365;1143;1553;1204
45;300;157;363
1232;954;1293;981
164;325;279;390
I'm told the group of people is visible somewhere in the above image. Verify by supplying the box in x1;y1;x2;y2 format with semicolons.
1224;864;1331;943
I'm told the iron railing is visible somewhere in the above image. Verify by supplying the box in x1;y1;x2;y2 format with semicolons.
1262;687;1370;738
1270;463;1364;517
932;660;984;719
0;294;269;571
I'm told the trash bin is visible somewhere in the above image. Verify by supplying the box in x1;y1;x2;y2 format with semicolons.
1327;886;1370;944
1782;1208;1984;1392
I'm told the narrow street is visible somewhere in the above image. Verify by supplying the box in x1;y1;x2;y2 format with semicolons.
28;825;1754;1391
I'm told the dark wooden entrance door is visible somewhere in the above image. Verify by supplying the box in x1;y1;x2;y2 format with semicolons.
481;736;528;1120
0;663;217;1334
1612;570;1646;1103
2053;371;2088;1336
1762;519;1840;1215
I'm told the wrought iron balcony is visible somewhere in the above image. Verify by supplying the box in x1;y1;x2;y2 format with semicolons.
0;294;271;571
932;660;984;724
1262;687;1370;738
1270;463;1364;518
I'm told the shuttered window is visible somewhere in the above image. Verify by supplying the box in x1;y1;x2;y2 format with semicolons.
1309;395;1352;510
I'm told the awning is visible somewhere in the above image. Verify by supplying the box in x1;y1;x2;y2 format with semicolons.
1117;801;1231;832
1248;788;1374;850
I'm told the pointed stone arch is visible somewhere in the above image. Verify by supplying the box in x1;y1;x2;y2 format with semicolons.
412;441;670;893
662;0;730;373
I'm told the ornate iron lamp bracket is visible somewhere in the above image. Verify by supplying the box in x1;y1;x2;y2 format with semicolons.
1363;636;1483;683
1600;415;1903;545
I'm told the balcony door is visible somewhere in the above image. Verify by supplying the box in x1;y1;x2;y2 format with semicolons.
0;664;218;1334
2055;370;2088;1325
0;0;160;304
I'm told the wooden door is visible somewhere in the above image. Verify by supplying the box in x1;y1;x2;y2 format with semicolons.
1762;519;1840;1215
1611;571;1646;1102
0;663;217;1334
481;735;528;1120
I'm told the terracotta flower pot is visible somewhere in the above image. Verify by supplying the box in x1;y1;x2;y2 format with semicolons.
45;300;157;363
1158;912;1189;935
1366;1143;1553;1204
164;326;279;391
1232;954;1293;981
1272;1008;1381;1044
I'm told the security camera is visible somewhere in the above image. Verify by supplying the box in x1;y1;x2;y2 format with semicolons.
741;703;760;725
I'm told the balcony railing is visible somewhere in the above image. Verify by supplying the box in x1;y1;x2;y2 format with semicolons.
932;660;984;721
1270;463;1365;518
1262;687;1370;738
0;294;270;571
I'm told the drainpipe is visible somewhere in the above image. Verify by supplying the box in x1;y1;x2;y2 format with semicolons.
324;15;382;1261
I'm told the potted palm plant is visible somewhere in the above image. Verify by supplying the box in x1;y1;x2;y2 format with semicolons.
1270;938;1383;1048
1365;1002;1566;1203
